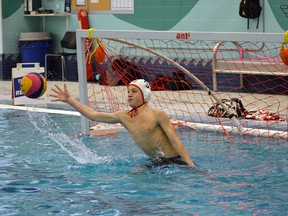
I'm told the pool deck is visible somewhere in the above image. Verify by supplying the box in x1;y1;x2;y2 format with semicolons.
1;80;287;139
0;80;287;118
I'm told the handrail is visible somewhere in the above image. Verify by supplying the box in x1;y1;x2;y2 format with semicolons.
212;41;243;74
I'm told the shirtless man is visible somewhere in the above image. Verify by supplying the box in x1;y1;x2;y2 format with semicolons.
50;79;195;167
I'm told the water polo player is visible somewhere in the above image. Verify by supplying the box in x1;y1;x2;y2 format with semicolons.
50;79;195;167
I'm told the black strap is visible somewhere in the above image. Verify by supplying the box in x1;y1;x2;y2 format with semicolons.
256;17;260;28
247;17;260;29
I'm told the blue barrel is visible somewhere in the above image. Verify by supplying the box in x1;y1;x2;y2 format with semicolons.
19;32;52;67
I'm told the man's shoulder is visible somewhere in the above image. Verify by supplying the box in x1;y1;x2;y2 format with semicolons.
151;108;168;118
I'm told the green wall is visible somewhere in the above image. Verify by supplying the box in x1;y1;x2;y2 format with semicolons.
2;0;41;54
2;0;288;54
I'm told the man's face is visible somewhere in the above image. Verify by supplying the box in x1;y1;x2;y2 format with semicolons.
127;86;143;107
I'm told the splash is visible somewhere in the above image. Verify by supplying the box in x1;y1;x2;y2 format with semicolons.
26;105;111;164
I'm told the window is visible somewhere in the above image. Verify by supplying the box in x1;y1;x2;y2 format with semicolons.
111;0;134;14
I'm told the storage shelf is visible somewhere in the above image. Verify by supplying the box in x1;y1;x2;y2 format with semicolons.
24;13;71;31
24;13;71;17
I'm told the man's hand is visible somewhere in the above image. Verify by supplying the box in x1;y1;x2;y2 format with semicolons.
50;84;71;102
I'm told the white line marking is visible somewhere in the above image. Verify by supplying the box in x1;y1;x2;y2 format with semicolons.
0;104;80;116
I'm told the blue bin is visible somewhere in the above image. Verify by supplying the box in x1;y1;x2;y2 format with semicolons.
19;32;52;67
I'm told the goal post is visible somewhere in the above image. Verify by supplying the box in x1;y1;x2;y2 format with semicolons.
75;29;287;144
76;30;90;135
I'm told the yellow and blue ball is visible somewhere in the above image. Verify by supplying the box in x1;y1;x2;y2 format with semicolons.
20;73;47;98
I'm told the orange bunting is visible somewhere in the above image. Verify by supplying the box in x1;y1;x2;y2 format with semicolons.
280;43;288;66
94;40;106;65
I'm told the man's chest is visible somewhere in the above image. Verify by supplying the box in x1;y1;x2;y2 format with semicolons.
124;116;158;135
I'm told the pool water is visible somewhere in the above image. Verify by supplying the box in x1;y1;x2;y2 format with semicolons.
0;108;287;215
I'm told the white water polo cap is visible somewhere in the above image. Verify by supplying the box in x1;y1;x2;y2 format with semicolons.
129;79;151;103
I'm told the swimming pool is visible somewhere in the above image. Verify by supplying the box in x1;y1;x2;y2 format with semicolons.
0;107;287;215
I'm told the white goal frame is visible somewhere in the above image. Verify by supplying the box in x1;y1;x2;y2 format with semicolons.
75;29;285;136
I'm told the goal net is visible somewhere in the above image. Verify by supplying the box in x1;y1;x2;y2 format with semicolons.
76;30;287;145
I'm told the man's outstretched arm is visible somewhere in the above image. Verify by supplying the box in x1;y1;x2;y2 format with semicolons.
50;84;121;123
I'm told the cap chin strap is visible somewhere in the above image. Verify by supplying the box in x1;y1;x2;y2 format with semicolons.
128;102;146;118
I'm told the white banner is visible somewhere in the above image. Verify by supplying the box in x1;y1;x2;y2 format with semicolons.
12;63;47;106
